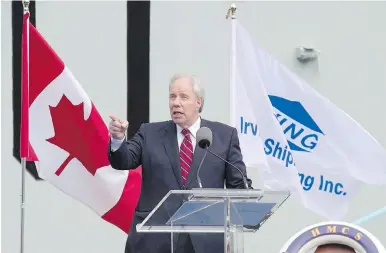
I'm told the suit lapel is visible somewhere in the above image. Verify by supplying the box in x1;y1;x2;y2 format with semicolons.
186;119;208;188
162;121;183;188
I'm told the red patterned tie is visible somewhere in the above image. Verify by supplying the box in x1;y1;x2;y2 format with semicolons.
180;129;193;185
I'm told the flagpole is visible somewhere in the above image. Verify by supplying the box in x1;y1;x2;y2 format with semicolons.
20;157;26;253
225;4;237;252
20;1;30;253
226;4;237;125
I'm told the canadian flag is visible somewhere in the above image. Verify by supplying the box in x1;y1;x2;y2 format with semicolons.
19;12;142;233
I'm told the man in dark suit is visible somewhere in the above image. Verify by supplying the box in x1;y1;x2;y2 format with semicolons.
108;74;253;253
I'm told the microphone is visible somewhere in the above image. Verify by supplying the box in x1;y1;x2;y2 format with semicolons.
196;127;249;189
195;127;212;188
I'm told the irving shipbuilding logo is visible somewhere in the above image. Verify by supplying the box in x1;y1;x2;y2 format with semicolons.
263;95;324;167
269;95;324;152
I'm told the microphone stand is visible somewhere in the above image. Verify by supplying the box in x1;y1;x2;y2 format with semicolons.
196;150;208;188
205;148;249;189
195;138;249;189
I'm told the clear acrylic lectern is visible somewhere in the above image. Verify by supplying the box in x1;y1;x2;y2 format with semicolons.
136;189;290;253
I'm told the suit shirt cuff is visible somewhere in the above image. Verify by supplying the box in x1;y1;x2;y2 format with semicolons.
110;136;125;152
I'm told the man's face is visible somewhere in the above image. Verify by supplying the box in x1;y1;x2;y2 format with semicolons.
314;244;356;253
169;77;202;128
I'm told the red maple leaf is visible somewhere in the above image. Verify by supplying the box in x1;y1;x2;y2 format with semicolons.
46;95;110;176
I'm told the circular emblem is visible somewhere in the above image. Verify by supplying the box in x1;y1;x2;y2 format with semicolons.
280;221;385;253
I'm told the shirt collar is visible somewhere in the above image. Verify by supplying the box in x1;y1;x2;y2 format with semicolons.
176;116;201;139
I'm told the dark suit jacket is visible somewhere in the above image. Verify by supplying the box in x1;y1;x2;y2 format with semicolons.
108;118;252;253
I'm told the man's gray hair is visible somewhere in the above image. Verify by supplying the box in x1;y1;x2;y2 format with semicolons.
169;73;205;113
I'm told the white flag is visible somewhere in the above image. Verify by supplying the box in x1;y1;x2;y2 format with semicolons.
232;20;386;220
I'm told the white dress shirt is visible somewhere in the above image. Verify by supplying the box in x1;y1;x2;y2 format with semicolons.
176;117;200;153
110;117;201;152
